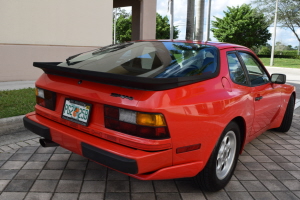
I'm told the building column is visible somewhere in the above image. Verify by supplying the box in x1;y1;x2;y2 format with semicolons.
131;2;141;41
140;0;156;40
114;0;156;41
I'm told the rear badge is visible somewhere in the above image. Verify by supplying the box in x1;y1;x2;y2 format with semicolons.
111;93;133;100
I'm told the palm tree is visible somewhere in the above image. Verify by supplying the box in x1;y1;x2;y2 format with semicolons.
186;0;195;40
195;0;205;41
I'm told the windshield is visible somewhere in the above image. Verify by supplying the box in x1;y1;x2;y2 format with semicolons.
58;41;218;79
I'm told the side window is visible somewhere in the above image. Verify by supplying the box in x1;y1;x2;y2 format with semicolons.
227;53;247;85
238;52;269;86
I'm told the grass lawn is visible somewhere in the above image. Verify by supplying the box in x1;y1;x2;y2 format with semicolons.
0;88;35;119
259;57;300;68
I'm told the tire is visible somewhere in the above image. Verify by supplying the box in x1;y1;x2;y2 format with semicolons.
194;121;241;192
273;95;295;132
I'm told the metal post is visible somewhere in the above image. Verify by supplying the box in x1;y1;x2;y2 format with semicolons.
113;12;117;44
298;41;300;55
170;0;174;39
194;16;196;39
270;0;279;67
205;0;212;41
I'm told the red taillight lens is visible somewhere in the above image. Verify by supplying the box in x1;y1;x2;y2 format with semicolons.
136;126;168;139
119;121;137;135
104;106;119;119
155;127;169;138
104;105;170;140
105;118;119;129
36;96;46;107
36;88;56;111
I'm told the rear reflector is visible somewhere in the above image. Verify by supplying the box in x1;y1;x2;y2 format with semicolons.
176;144;201;154
104;105;170;140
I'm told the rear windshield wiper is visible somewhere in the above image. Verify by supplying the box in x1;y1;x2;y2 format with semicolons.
65;42;134;66
92;42;134;56
66;53;83;66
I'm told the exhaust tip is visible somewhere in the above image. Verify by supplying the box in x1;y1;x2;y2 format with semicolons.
39;138;59;147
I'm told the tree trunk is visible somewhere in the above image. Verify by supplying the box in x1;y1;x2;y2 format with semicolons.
186;0;195;40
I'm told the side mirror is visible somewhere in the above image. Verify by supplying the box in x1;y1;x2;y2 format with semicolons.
271;73;286;84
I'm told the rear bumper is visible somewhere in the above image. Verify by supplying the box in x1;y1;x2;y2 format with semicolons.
23;116;138;174
81;142;137;174
23;117;51;140
24;112;204;179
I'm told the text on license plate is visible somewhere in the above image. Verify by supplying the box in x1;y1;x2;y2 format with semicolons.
62;99;91;126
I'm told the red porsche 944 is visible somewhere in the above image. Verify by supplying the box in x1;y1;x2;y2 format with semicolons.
24;40;296;191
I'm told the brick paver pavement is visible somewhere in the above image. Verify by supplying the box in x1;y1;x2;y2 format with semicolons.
0;115;300;200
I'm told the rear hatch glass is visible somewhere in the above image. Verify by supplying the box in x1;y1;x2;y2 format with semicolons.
34;41;219;90
59;41;218;78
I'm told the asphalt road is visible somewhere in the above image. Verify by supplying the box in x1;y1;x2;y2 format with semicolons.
266;66;300;95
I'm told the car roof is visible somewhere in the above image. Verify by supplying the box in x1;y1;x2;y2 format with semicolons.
136;39;250;50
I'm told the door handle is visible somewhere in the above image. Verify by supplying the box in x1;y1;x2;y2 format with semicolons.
255;96;263;101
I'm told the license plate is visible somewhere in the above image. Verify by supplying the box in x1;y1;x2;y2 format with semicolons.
62;99;92;126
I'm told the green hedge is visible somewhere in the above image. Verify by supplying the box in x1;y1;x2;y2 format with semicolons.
257;54;300;59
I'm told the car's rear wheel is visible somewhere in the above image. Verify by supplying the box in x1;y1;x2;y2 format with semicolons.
194;121;241;192
273;95;295;132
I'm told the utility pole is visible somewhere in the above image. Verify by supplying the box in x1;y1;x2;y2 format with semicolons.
195;0;205;41
205;0;212;41
113;11;117;44
270;0;279;67
186;0;195;40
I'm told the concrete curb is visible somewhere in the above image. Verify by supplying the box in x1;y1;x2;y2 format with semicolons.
0;115;26;136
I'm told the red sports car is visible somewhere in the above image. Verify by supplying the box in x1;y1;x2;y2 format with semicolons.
23;40;296;191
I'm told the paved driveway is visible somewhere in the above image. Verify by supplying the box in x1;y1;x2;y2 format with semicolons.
0;113;300;200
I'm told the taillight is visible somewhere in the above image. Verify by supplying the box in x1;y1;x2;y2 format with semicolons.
35;87;56;111
104;105;170;140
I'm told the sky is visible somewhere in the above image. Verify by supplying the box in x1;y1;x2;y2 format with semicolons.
153;0;300;47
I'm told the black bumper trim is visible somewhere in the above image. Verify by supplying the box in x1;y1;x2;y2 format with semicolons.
81;142;138;174
23;117;52;140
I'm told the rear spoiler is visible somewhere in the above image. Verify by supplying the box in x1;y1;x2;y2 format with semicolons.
33;62;217;91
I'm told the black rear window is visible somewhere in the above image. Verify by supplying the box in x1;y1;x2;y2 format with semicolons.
59;41;218;79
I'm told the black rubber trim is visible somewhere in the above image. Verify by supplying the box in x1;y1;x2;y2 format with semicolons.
81;142;138;174
23;117;52;140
